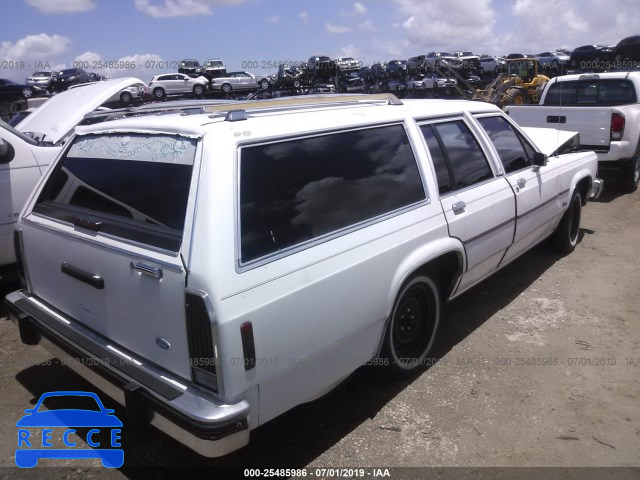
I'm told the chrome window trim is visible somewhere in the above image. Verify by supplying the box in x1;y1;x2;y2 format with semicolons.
233;122;430;272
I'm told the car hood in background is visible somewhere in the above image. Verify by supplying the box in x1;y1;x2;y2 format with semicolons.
521;127;579;156
17;77;145;144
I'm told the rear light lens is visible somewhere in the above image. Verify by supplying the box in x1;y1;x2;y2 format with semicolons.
185;292;218;392
611;113;625;141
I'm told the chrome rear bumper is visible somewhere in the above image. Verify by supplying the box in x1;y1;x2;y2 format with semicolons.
4;289;250;458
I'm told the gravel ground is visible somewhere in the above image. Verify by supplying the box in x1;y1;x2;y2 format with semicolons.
0;182;638;480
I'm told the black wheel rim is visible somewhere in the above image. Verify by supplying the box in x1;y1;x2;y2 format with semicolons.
392;284;435;361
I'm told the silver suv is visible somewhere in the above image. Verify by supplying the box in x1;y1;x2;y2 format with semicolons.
148;73;208;99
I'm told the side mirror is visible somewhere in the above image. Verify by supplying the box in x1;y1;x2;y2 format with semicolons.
0;139;15;164
533;151;547;167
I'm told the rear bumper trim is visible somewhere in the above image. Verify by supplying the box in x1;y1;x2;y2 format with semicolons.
4;290;250;457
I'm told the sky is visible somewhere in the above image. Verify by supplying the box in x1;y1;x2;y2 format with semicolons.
1;0;638;83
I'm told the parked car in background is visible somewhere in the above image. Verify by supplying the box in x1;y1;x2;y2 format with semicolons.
479;57;505;74
423;73;457;90
407;55;428;75
570;45;615;71
613;35;640;62
25;71;54;94
307;55;336;80
425;51;455;69
0;79;33;102
451;51;480;70
340;73;365;93
507;71;640;191
51;68;90;92
178;59;202;77
407;74;426;90
149;73;208;99
88;72;109;82
210;71;271;93
202;59;227;80
370;62;388;81
334;57;361;73
536;51;570;70
386;60;408;79
112;81;150;105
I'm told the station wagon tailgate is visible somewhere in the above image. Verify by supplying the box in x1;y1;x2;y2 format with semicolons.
19;132;199;379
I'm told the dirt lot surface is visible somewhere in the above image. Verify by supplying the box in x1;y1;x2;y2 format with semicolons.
0;183;638;480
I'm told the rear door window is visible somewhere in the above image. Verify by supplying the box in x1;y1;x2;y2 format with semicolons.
33;133;197;252
239;124;426;264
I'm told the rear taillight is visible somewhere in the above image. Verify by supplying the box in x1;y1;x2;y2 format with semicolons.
185;292;218;392
611;113;625;141
13;229;26;288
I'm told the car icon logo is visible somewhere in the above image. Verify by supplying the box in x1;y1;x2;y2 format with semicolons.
16;391;124;468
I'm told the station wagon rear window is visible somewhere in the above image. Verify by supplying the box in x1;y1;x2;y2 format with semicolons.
33;133;197;252
544;79;637;106
239;124;426;264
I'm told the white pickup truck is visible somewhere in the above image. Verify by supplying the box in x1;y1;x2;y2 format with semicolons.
507;71;640;192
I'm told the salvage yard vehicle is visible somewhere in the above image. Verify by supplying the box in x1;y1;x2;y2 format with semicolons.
507;71;640;192
474;58;549;106
5;94;602;457
0;78;150;273
209;71;270;93
201;59;227;80
149;73;208;99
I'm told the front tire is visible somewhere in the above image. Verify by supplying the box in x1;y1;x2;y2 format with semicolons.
552;191;582;253
382;276;440;377
152;87;165;100
502;88;528;106
193;84;204;96
259;79;269;90
221;83;232;93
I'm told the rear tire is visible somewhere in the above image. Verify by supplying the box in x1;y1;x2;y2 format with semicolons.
552;191;582;253
120;91;133;104
221;83;232;93
617;154;640;192
382;276;440;377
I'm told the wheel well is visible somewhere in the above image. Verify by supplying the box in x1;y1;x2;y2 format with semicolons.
575;177;592;206
413;251;463;302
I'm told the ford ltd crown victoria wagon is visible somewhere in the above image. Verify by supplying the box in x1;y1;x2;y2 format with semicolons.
5;94;602;457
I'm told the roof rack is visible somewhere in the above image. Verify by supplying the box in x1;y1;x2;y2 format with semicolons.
202;93;403;122
81;99;236;123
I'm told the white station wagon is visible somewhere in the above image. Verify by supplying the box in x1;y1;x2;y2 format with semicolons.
6;94;602;457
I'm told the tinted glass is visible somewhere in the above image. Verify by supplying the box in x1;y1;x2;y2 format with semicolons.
35;133;197;252
420;125;451;194
240;125;425;263
545;79;637;106
477;116;531;173
432;121;493;190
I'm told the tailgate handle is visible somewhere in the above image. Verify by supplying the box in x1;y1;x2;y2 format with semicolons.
61;262;105;289
72;217;103;232
546;115;566;124
130;261;163;279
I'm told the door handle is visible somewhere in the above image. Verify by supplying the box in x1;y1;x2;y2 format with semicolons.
130;261;163;279
61;262;104;289
517;178;526;189
452;201;466;214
